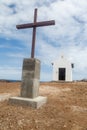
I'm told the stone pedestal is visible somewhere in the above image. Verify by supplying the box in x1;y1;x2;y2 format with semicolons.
21;58;40;98
9;58;47;108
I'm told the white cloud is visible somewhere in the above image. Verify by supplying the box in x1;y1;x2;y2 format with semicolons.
0;66;22;80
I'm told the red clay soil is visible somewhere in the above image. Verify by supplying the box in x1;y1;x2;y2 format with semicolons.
0;81;87;130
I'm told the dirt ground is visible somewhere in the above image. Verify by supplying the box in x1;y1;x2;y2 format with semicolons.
0;81;87;130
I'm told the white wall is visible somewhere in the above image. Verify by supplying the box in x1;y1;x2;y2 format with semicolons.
52;56;72;81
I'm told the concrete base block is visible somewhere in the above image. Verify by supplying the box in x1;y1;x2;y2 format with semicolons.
21;58;40;98
9;96;47;109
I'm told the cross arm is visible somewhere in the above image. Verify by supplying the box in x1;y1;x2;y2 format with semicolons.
16;20;55;29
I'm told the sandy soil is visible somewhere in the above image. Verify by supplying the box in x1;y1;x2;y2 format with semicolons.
0;81;87;130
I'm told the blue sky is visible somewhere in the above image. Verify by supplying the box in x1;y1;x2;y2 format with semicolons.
0;0;87;81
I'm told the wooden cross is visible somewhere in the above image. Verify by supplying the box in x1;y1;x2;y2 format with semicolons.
16;8;55;58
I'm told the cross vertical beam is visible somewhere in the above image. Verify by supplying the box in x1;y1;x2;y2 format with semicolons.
31;8;37;58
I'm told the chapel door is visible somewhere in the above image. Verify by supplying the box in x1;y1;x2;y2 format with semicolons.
59;68;66;81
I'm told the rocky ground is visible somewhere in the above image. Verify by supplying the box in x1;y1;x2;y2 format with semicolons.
0;81;87;130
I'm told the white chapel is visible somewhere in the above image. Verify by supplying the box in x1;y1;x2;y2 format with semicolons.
52;55;74;82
